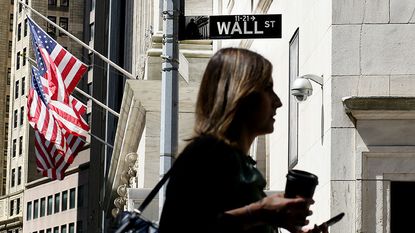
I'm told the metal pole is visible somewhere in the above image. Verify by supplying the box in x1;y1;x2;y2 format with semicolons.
159;0;179;215
19;0;134;80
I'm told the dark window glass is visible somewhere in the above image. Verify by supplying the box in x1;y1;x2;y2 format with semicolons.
8;41;12;57
16;198;20;214
21;77;25;96
47;195;53;215
62;190;68;211
40;197;45;217
17;166;21;185
19;136;23;155
10;14;13;32
60;0;68;7
7;69;11;85
16;52;20;70
61;225;67;233
24;19;28;36
33;199;39;219
15;80;19;99
19;2;22;12
48;0;56;5
23;48;26;66
27;201;32;220
18;23;21;41
12;139;16;157
11;169;15;187
59;17;68;36
47;16;57;37
10;200;14;216
53;227;59;233
20;107;24;125
54;193;60;213
47;229;51;233
69;223;74;233
69;188;75;209
391;181;415;232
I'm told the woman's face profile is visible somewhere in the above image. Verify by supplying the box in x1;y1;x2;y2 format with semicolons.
245;79;282;137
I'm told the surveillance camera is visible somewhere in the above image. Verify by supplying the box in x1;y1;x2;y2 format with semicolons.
291;78;313;102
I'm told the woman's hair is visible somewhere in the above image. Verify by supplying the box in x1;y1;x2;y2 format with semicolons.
194;47;273;144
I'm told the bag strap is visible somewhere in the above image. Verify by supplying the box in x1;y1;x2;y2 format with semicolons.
137;169;172;213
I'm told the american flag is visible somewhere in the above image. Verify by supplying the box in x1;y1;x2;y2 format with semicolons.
28;17;89;137
27;17;89;180
29;68;86;180
28;17;87;94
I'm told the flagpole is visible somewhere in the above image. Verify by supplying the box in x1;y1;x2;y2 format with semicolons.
19;0;135;80
26;56;120;118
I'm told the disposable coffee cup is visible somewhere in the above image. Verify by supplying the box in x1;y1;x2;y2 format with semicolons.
284;169;318;198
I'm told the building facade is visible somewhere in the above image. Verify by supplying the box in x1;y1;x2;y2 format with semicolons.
0;0;89;233
106;0;415;233
0;0;13;199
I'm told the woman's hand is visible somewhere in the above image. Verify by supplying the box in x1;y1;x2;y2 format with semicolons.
257;193;313;232
300;223;328;233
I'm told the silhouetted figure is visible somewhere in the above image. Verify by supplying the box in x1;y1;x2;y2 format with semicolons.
185;18;200;39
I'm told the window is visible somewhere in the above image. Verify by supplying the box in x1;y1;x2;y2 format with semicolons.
40;230;44;233
391;181;415;232
69;188;75;209
27;201;32;220
16;52;20;70
40;197;45;217
288;29;299;169
20;107;24;125
15;80;19;99
23;48;26;66
10;200;14;216
90;0;95;12
18;136;23;155
61;225;67;233
8;41;12;57
17;166;21;185
47;16;57;36
12;139;16;157
54;193;60;213
47;229;51;233
19;2;22;12
59;17;68;36
6;95;10;112
77;185;84;207
53;227;58;233
33;199;39;219
47;195;53;215
7;69;11;85
24;19;28;37
68;223;74;233
21;77;25;95
13;109;18;128
17;23;21;41
10;14;13;32
89;23;94;42
11;168;15;186
16;198;20;214
62;190;68;211
48;0;56;6
60;0;68;7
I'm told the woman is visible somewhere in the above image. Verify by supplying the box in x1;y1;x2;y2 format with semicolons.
158;48;327;233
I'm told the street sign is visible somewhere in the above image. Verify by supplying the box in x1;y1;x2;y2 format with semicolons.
179;14;281;40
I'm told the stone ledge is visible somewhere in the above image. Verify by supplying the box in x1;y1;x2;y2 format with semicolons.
343;96;415;121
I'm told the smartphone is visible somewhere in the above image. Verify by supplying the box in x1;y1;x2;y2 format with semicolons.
321;212;345;227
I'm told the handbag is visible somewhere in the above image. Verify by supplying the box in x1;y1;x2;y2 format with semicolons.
113;169;172;233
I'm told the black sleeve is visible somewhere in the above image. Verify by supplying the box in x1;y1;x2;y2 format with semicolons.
159;137;242;233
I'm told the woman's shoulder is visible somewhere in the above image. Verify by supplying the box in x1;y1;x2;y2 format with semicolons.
175;135;236;165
